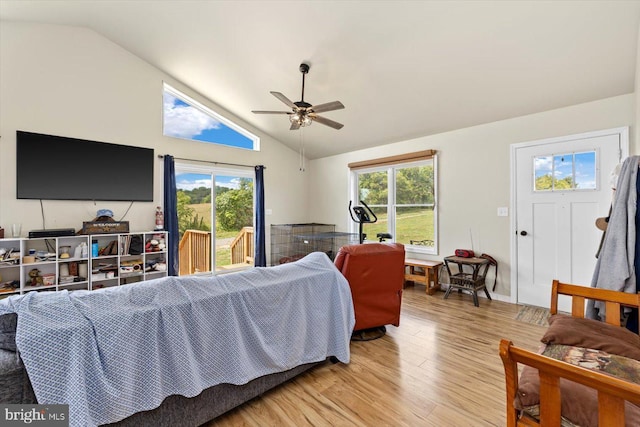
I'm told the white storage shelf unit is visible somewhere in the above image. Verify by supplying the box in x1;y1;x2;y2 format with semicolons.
90;232;168;289
0;231;168;298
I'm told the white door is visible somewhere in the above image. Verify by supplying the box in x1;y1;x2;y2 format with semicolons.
514;128;627;310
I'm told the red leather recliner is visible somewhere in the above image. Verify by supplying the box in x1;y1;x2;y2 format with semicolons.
334;243;405;332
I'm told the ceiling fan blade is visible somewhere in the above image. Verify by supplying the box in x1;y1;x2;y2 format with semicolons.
310;101;344;114
290;120;301;131
271;91;297;109
252;110;291;114
311;114;344;130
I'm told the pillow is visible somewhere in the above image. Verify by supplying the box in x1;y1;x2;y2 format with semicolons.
542;314;640;360
0;313;17;352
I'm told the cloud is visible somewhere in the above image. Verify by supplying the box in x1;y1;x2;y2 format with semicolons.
216;178;241;190
176;177;244;191
534;156;553;169
176;178;212;191
576;180;596;189
163;93;221;139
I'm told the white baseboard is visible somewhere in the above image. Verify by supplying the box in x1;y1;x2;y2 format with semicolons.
488;292;511;303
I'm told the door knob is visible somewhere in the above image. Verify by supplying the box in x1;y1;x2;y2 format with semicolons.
520;231;528;236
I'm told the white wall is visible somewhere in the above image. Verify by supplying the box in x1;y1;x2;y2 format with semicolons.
307;94;634;297
0;22;308;251
636;22;640;151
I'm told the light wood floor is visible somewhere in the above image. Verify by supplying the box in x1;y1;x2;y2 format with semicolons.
208;284;547;426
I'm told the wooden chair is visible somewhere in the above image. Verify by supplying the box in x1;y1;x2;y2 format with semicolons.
499;280;640;427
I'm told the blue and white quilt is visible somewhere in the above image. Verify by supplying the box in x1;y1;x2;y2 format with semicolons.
0;252;355;427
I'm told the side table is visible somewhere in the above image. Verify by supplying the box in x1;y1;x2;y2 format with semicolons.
404;259;443;295
443;256;492;306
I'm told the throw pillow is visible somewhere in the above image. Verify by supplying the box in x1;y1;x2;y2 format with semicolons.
542;314;640;360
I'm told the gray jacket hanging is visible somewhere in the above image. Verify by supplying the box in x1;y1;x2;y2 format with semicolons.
587;155;639;320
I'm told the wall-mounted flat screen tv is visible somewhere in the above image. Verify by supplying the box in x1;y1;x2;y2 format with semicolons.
17;131;154;201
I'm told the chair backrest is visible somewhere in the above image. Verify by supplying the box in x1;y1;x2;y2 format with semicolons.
334;243;405;331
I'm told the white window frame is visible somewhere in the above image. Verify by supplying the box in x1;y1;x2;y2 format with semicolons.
349;156;438;255
163;82;260;151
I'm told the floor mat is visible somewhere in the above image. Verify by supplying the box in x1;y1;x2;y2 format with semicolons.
514;305;550;326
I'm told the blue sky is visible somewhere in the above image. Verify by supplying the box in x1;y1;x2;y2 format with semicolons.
534;151;596;189
163;92;254;149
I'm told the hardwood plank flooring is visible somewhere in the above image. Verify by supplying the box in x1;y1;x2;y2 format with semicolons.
207;284;547;426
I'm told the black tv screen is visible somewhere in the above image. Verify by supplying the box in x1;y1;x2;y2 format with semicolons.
17;131;154;201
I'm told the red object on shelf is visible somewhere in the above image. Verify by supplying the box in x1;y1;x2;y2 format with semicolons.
454;249;475;258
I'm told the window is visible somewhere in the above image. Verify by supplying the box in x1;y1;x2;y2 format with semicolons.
534;151;597;191
350;151;437;254
163;83;259;151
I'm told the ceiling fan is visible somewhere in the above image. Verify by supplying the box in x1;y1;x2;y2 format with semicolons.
252;63;345;130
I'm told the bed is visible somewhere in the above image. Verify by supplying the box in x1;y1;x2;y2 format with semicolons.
499;280;640;427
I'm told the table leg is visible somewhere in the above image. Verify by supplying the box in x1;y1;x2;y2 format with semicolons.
428;264;443;295
472;291;479;307
444;284;453;300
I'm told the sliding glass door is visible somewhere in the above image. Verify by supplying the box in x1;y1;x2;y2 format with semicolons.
175;163;255;275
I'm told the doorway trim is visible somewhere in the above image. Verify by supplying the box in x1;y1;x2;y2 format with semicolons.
509;127;629;304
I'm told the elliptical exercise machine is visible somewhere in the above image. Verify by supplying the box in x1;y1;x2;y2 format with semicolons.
348;200;392;244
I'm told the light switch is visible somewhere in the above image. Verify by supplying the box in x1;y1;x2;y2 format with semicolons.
497;207;508;217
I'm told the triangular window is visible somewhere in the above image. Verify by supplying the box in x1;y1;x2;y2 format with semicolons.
163;83;259;151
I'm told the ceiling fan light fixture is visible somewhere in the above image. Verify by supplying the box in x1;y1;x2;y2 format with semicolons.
289;112;313;128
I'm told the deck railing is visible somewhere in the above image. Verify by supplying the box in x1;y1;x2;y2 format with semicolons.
230;226;254;265
178;230;211;276
178;227;254;275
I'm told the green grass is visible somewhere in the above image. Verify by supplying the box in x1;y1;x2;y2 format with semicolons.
215;247;231;267
215;230;238;239
362;208;434;245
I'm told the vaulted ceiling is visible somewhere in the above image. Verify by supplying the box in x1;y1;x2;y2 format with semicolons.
1;1;639;159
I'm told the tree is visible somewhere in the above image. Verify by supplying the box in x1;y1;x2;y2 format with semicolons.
177;190;210;234
177;191;194;234
358;166;434;206
185;186;210;204
396;166;434;204
535;174;574;190
358;171;387;204
216;179;254;231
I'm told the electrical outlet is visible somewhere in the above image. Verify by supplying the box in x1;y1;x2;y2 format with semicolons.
265;209;273;215
497;207;508;217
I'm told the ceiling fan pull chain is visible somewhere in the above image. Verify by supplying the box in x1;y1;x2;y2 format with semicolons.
299;129;305;172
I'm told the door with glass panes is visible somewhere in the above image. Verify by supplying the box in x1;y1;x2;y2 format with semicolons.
514;129;624;310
